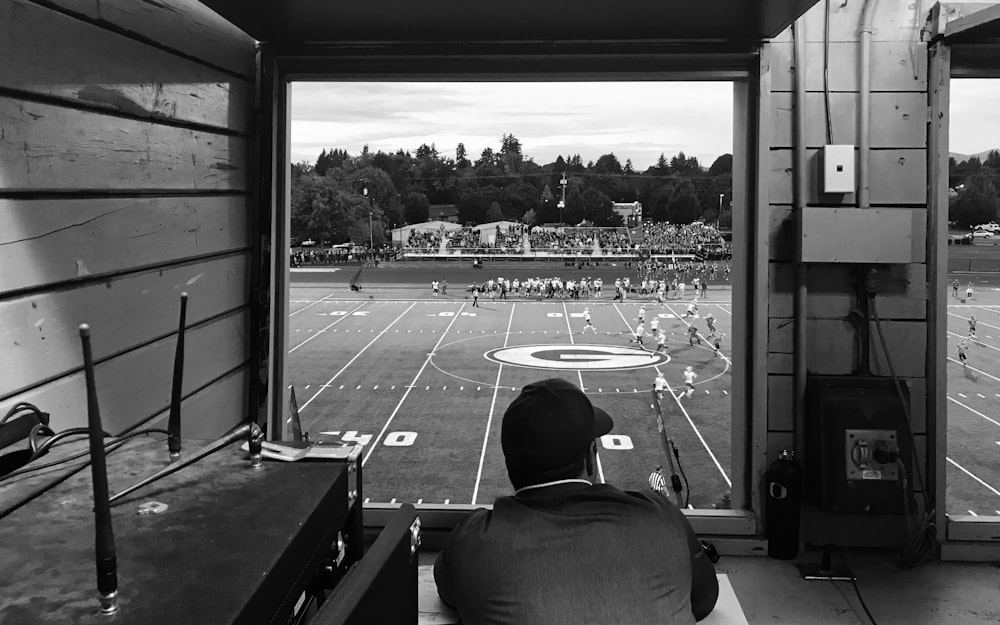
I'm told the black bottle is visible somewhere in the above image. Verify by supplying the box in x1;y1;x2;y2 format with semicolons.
766;449;802;560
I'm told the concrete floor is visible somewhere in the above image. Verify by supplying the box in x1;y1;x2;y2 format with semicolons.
418;551;1000;624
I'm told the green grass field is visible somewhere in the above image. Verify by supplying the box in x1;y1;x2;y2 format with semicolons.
286;262;1000;518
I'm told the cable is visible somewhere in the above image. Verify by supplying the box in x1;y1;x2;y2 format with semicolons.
672;443;691;508
0;429;168;484
838;548;880;625
868;293;938;566
1;402;46;427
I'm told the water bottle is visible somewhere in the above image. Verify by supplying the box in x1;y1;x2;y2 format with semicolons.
766;449;802;560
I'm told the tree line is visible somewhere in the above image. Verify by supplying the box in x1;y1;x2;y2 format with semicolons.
291;134;733;246
949;150;1000;228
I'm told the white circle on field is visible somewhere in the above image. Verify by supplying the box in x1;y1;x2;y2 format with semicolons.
485;344;670;371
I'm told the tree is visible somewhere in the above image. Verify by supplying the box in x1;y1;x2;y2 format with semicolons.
708;154;733;176
951;173;1000;227
486;201;504;222
499;133;523;177
475;147;497;169
664;179;702;224
522;208;538;226
402;191;430;224
624;159;635;175
456;143;470;169
985;149;1000;172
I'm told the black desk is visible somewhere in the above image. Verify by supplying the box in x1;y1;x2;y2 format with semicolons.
0;437;359;625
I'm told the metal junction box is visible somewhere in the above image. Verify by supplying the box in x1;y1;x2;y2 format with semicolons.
806;376;914;515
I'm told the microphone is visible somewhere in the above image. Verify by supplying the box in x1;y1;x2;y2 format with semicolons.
167;292;188;461
80;324;120;615
109;421;263;504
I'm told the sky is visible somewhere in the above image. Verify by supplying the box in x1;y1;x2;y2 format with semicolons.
291;82;734;171
291;80;998;168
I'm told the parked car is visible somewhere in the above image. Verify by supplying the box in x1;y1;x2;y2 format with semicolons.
972;230;993;239
975;222;1000;232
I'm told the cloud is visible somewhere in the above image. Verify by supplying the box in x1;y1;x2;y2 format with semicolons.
292;82;733;169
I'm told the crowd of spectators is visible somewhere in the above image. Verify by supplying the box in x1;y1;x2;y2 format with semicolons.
636;258;731;285
291;244;395;267
640;222;731;258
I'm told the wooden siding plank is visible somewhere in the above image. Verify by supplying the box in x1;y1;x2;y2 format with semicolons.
768;318;927;377
37;0;255;78
770;149;927;205
143;365;247;440
769;261;928;319
0;196;249;293
770;41;928;92
2;0;251;134
768;374;794;432
2;309;247;433
0;97;247;192
770;92;927;149
1;254;248;397
769;206;926;263
771;0;933;43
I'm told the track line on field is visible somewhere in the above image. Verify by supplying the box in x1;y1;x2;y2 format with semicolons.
564;300;605;484
611;303;732;488
471;303;517;504
947;357;1000;384
949;312;1000;332
299;303;416;412
947;396;1000;428
364;303;467;468
289;291;339;316
289;302;368;352
947;457;1000;498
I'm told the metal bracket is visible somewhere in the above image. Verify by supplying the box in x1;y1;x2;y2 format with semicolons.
409;517;422;556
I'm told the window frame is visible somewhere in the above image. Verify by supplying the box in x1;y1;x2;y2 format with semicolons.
256;41;770;539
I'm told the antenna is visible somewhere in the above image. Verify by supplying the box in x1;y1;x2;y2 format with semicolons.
167;292;188;461
79;324;120;615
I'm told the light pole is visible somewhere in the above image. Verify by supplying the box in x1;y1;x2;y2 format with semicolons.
718;193;724;228
364;186;374;251
559;172;567;224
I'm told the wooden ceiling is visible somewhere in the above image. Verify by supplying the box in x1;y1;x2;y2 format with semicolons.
198;0;820;45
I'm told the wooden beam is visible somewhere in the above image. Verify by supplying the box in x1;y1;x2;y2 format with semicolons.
0;97;248;192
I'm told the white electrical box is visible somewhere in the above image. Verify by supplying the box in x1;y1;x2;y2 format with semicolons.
821;144;855;194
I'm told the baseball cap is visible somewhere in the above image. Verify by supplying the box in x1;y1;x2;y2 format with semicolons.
501;378;613;486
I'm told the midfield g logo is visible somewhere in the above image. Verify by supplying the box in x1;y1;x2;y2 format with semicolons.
486;344;670;371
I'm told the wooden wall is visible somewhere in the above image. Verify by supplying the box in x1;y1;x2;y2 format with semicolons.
0;0;256;438
765;0;933;546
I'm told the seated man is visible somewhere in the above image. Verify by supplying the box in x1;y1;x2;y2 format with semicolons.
435;378;718;624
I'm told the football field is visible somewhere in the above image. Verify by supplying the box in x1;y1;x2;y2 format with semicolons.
286;264;1000;517
288;268;733;509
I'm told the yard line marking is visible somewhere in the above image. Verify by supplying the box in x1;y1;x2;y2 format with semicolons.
947;457;1000;498
958;393;967;398
473;303;518;504
289;302;367;352
612;303;731;488
947;357;1000;384
714;304;733;316
289;291;338;316
947;330;1000;353
664;302;731;365
364;305;467;467
300;303;416;412
949;311;1000;331
947;397;1000;428
564;300;604;484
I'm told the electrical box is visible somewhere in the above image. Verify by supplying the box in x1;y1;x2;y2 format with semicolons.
806;376;914;515
821;144;855;193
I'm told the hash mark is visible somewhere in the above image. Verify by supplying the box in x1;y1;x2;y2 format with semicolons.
444;499;450;504
373;385;378;390
364;498;370;504
391;498;397;504
978;393;986;398
417;498;423;504
968;510;978;516
356;385;361;390
958;393;967;398
338;385;344;390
